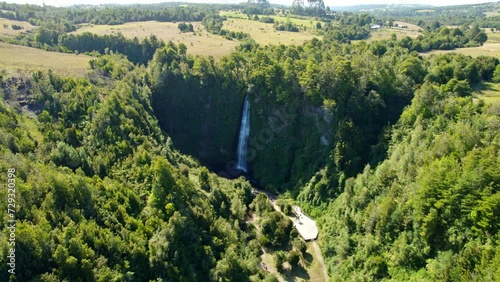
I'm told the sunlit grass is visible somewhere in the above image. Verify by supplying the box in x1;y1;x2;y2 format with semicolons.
0;42;91;77
72;21;239;60
473;82;500;104
420;43;500;59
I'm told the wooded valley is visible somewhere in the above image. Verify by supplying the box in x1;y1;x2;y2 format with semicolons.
0;1;499;281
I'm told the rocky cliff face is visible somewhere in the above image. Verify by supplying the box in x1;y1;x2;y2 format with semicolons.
153;80;335;190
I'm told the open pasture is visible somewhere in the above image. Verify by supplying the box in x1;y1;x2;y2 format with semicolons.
368;27;421;41
0;42;91;77
222;18;319;46
72;21;239;59
420;43;500;59
0;18;35;37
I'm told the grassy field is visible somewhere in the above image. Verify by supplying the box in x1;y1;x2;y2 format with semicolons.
0;42;91;77
267;15;317;30
484;29;500;43
420;43;500;59
0;18;35;37
368;27;421;41
223;18;319;46
473;82;500;104
71;21;239;60
221;10;318;29
394;21;421;32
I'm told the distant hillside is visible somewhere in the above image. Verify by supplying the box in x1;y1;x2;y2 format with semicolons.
329;4;434;12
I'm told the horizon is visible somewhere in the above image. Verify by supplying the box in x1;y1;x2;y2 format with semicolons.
2;0;496;8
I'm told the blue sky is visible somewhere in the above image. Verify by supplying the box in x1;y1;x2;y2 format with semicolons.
5;0;494;7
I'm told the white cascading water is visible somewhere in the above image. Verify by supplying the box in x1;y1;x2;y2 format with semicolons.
236;95;250;172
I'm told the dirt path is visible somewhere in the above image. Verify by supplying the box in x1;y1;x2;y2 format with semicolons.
251;189;328;281
312;240;329;282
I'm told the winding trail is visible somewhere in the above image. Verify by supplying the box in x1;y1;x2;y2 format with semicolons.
312;240;329;282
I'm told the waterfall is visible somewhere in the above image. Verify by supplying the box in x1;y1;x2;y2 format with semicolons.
236;95;250;172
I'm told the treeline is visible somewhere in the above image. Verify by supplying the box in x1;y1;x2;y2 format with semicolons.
58;33;165;65
0;2;225;25
219;29;251;41
406;24;487;51
241;0;273;15
15;24;165;65
291;0;327;17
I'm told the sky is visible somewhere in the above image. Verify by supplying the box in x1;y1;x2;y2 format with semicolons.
4;0;495;8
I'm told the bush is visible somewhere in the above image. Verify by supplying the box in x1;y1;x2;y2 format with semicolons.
260;17;275;24
178;22;193;33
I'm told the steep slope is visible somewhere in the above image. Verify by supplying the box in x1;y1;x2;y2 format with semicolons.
312;83;500;280
0;55;267;282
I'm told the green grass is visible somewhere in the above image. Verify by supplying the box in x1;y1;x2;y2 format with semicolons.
221;10;319;30
220;10;248;19
72;21;239;60
367;27;421;41
222;18;319;46
0;18;36;38
420;43;500;59
484;29;500;43
0;42;91;77
473;82;500;104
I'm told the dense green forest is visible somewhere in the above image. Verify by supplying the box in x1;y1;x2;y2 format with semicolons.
0;1;499;281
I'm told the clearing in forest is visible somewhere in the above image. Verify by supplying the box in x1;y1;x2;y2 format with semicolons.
473;82;500;104
222;17;319;46
0;42;91;77
420;43;500;59
70;21;239;59
0;18;36;37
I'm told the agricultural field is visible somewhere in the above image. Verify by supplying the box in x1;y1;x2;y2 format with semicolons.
223;18;319;46
367;27;420;41
0;18;35;37
0;42;91;77
420;43;500;59
71;21;239;59
221;10;319;30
